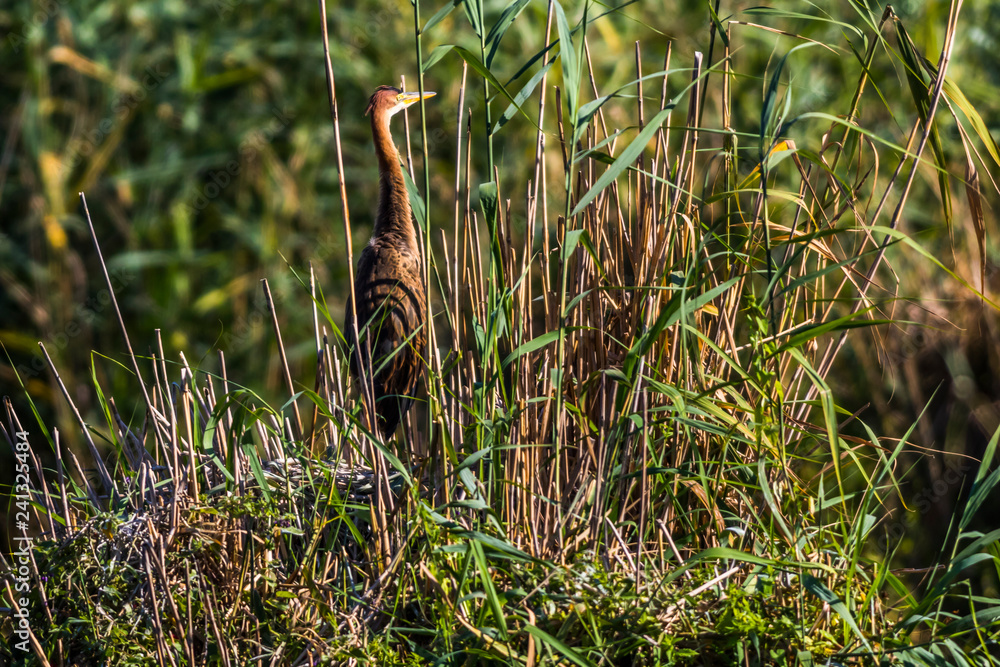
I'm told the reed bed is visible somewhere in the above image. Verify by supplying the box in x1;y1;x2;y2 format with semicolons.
3;0;1000;664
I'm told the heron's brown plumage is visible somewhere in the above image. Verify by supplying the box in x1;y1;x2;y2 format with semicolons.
345;86;431;439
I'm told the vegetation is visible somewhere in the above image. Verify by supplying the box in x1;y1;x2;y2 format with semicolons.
2;0;1000;664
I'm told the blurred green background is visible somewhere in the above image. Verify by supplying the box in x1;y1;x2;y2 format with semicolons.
2;0;1000;571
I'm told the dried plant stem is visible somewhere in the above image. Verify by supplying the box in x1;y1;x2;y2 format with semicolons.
38;342;116;500
262;278;304;439
317;0;375;439
809;1;963;394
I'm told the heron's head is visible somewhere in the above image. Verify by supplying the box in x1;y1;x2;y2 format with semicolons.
366;85;437;119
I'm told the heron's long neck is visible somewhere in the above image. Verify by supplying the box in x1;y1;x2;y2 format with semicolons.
371;112;417;252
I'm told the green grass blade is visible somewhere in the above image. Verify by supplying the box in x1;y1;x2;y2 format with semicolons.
524;623;597;667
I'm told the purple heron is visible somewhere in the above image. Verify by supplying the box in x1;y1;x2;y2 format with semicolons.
345;86;435;439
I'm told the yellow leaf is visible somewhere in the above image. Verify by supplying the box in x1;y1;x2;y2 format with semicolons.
38;150;66;214
737;139;797;190
48;45;140;92
43;215;68;251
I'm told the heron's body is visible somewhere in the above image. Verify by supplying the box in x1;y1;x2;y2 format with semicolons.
345;86;433;439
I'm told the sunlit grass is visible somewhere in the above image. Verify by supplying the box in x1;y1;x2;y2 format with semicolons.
3;0;1000;664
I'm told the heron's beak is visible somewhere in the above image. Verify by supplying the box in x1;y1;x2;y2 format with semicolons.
399;91;437;107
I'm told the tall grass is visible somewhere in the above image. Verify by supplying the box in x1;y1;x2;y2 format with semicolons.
3;0;1000;664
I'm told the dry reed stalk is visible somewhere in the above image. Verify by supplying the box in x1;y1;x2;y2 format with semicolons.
38;342;116;503
262;278;304;440
316;0;379;482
